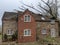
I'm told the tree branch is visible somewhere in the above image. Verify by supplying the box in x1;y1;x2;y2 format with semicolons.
20;2;42;13
40;0;55;17
18;7;25;10
21;6;27;9
38;4;49;13
37;6;46;14
41;0;51;9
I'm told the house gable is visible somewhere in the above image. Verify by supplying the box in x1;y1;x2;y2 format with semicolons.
18;9;36;43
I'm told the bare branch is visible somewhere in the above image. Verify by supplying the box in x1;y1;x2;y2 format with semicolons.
14;9;21;12
40;0;55;17
21;6;27;9
38;4;49;13
41;0;50;9
20;2;42;13
31;3;34;7
18;7;25;10
37;6;46;14
47;0;49;4
19;0;58;19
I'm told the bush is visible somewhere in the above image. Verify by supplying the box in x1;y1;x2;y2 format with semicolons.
12;34;16;41
3;34;7;41
15;30;18;39
12;30;18;41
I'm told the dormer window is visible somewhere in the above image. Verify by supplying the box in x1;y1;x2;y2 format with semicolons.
50;17;55;25
24;15;31;22
50;20;55;25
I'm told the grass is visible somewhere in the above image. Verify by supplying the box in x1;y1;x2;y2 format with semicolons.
0;34;2;39
1;41;60;45
0;42;40;45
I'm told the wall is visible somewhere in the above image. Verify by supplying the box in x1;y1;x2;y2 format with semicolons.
18;10;36;43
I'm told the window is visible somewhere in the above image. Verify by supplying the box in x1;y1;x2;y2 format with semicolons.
7;29;13;35
41;29;46;34
37;23;40;27
24;29;31;36
51;28;56;37
50;20;55;25
24;15;31;22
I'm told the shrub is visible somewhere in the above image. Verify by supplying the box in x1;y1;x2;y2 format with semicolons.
15;30;18;39
3;34;7;41
12;34;16;41
12;30;18;41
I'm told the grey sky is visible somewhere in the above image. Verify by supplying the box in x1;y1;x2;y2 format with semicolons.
0;0;42;25
0;0;60;25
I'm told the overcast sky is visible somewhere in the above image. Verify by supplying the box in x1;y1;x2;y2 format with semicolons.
0;0;60;25
0;0;42;25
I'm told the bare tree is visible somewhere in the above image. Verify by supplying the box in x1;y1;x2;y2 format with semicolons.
19;0;59;19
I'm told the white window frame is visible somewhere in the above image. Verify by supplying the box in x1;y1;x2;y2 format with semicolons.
24;15;31;22
41;29;47;34
24;29;31;36
51;28;56;37
7;29;13;35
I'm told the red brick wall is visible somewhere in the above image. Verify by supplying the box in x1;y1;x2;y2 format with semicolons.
18;10;36;43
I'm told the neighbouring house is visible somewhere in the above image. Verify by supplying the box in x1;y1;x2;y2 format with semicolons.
2;9;59;43
2;12;18;40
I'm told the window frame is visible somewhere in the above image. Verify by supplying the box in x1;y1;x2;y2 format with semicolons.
24;29;31;36
51;28;56;37
50;20;55;25
41;29;47;34
7;29;13;35
24;15;31;22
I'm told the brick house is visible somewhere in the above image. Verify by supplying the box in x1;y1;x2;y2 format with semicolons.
2;9;59;43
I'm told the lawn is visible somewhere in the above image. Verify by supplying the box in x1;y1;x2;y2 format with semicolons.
0;35;2;39
0;42;40;45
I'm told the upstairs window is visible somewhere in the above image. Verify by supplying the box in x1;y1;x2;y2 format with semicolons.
24;15;31;22
50;20;55;25
24;29;31;36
